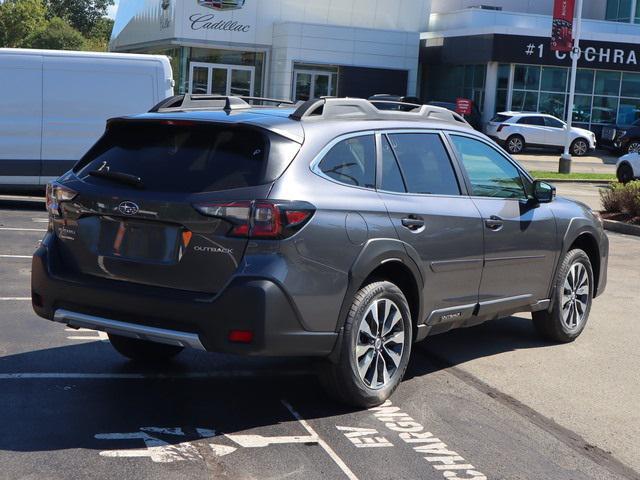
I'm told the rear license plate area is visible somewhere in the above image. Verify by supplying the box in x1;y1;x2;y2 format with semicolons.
98;218;179;264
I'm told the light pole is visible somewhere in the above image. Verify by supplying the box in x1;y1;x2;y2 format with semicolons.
559;0;584;174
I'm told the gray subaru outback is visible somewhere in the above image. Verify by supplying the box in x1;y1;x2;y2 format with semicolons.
32;96;608;407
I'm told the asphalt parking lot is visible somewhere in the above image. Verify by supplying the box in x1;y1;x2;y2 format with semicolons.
1;191;639;480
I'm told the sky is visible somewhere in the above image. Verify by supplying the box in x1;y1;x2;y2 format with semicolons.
107;0;119;19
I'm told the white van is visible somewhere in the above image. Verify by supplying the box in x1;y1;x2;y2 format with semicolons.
0;48;174;186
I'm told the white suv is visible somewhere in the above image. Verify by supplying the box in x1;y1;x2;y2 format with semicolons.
486;112;596;156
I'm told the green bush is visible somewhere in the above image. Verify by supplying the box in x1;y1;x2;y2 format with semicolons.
601;181;640;217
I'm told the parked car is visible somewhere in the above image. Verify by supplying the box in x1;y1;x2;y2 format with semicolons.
485;112;596;156
0;48;174;187
616;152;640;183
32;96;608;408
601;119;640;155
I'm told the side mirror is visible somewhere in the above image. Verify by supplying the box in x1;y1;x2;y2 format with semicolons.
533;180;556;203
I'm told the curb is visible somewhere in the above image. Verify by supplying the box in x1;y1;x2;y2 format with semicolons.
537;178;613;184
602;219;640;237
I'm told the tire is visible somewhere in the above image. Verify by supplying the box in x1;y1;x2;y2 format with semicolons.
617;162;635;184
319;281;412;408
570;138;589;157
108;333;184;362
532;249;594;343
506;135;525;154
626;140;640;155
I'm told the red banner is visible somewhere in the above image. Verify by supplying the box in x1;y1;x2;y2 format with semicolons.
551;0;576;52
455;98;473;116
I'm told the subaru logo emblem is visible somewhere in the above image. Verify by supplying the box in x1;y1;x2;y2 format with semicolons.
118;201;139;216
198;0;246;10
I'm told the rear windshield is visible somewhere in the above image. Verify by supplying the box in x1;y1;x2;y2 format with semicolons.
491;114;512;123
74;122;300;193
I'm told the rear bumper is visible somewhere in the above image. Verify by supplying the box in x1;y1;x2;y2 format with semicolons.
31;234;337;357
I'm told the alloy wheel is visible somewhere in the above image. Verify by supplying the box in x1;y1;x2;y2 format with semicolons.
561;262;590;331
355;298;405;390
572;140;588;156
628;142;640;154
508;137;523;154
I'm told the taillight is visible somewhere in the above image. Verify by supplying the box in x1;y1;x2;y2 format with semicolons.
194;200;314;239
46;182;77;218
497;124;507;133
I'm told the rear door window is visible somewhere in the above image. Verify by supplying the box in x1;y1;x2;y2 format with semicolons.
518;116;545;126
387;133;460;195
75;121;300;193
318;135;376;188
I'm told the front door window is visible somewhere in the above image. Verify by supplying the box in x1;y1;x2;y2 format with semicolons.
189;62;254;97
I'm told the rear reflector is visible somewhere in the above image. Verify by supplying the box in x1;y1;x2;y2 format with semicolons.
229;330;254;343
32;292;43;308
194;200;314;239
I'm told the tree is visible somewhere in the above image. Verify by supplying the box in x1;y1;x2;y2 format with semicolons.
26;16;86;50
44;0;114;36
0;0;47;48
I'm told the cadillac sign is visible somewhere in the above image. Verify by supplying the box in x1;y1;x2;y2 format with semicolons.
198;0;246;10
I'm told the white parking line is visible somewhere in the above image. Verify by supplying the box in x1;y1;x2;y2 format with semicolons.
0;255;31;259
65;327;109;342
0;227;47;232
0;371;311;380
0;297;30;301
281;399;360;480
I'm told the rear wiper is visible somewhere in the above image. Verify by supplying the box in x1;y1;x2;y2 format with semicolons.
88;170;145;189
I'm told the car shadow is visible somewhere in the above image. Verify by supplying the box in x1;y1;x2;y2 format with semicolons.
410;313;554;374
0;314;553;454
0;198;46;212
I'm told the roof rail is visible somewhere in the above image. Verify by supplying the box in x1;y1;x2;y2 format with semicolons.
289;98;472;127
149;94;295;113
238;96;295;106
149;94;251;112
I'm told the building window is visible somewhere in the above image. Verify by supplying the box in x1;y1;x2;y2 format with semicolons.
506;63;640;130
292;64;338;101
186;48;265;97
422;64;486;112
606;0;633;22
495;64;510;112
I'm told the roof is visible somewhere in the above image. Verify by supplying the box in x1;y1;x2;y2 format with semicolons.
0;48;168;63
121;109;306;144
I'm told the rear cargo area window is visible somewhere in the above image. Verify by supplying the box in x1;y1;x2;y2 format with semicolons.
75;122;298;193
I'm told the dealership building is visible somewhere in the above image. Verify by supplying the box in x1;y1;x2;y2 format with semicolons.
111;1;640;134
110;0;428;102
422;1;640;134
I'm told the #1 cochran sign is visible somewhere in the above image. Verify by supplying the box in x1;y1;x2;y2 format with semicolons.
551;0;576;52
455;98;473;116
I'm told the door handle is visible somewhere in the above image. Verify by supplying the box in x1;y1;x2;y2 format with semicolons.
402;216;425;231
484;215;504;231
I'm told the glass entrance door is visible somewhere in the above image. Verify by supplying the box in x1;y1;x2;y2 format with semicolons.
294;70;334;101
189;62;255;96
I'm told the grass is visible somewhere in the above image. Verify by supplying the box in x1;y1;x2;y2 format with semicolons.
529;170;616;181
